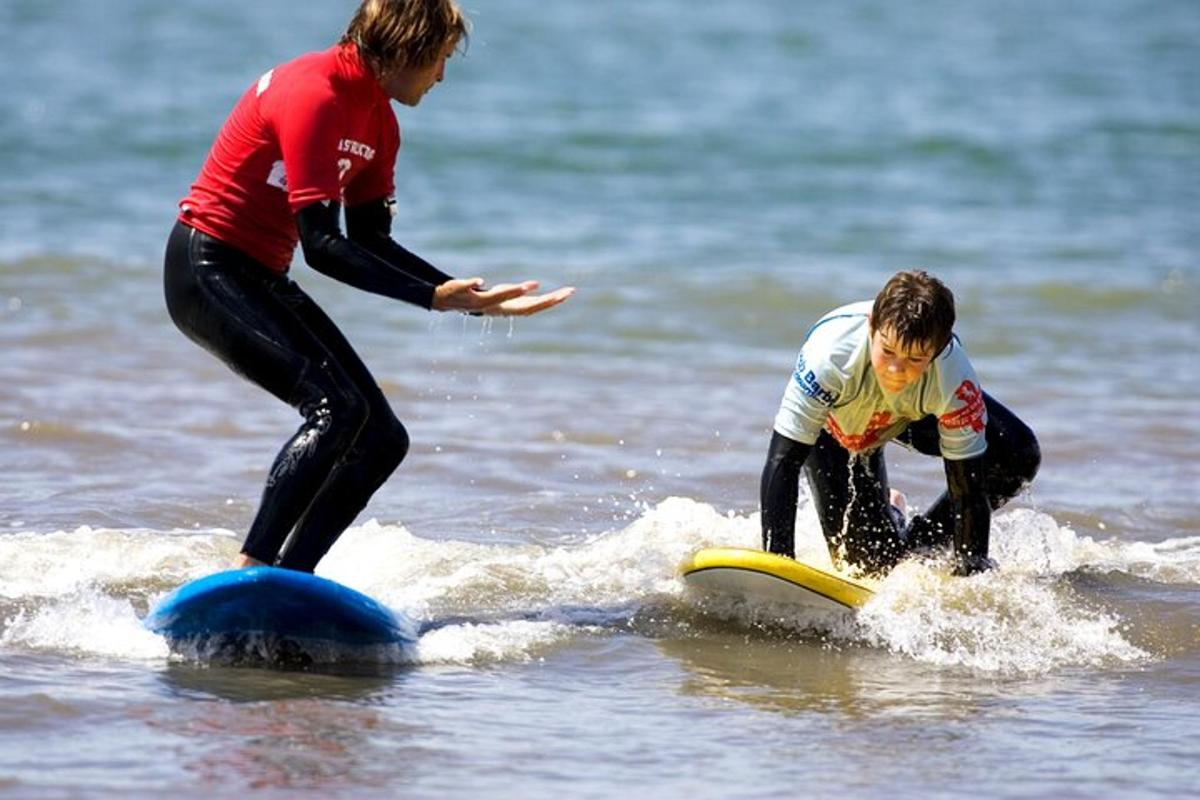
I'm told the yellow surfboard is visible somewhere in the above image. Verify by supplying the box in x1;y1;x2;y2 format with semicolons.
679;547;876;611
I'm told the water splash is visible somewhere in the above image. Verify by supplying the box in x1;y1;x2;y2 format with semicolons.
856;562;1148;672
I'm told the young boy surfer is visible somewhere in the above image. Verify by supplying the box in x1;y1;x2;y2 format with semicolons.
164;0;573;572
760;270;1039;576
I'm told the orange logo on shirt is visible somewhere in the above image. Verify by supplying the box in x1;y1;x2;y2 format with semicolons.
827;411;893;452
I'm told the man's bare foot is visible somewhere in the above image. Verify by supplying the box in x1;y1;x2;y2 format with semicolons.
889;489;907;517
234;553;267;569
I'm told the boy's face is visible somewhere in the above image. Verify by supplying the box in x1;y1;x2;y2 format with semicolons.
379;41;457;106
869;323;937;394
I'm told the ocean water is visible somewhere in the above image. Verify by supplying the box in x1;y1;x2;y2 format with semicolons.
1;0;1198;797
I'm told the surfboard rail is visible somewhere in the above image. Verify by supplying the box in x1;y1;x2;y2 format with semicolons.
679;547;875;611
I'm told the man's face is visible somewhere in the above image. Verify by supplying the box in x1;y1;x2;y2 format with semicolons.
379;42;456;106
869;323;937;394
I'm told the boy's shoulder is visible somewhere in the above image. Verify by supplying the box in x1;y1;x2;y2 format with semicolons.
811;300;872;329
933;335;976;374
791;301;872;406
805;298;869;336
802;301;871;363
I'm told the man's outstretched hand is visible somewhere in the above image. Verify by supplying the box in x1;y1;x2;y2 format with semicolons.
433;278;575;316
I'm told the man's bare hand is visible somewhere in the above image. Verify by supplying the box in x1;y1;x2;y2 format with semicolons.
433;278;575;317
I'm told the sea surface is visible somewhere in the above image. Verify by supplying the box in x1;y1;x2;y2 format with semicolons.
2;1;1198;798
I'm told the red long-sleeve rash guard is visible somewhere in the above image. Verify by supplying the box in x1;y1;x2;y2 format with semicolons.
180;43;398;274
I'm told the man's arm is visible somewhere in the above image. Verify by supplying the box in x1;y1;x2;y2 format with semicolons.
295;200;438;308
760;431;812;558
344;197;456;287
944;455;992;575
298;199;572;316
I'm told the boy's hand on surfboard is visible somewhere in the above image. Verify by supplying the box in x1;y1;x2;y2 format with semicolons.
433;278;574;316
952;553;994;576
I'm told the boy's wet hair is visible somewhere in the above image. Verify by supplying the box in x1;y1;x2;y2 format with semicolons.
870;270;956;355
342;0;469;71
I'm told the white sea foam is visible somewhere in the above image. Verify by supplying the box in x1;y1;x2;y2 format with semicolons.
313;497;1167;671
0;525;240;599
0;497;1189;670
0;526;240;660
414;619;587;665
1;591;168;659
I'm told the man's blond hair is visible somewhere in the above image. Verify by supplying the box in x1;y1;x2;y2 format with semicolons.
342;0;469;71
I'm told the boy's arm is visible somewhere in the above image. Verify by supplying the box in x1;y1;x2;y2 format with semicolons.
760;431;812;558
943;455;991;575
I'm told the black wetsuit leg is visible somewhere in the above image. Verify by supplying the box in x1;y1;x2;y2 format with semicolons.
803;432;907;574
896;392;1041;548
163;221;409;570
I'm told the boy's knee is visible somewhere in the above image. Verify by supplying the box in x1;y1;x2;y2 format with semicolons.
987;429;1040;509
385;416;410;465
1003;419;1040;484
1017;434;1041;484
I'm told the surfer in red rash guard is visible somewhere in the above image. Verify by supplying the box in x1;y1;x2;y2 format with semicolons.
760;270;1039;576
164;0;573;572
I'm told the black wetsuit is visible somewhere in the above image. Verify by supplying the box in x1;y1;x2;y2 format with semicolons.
163;199;450;571
760;393;1040;575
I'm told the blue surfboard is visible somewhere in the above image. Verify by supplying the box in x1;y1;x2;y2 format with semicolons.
144;567;415;647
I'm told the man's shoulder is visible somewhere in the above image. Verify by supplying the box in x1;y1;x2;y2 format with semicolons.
261;48;343;105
